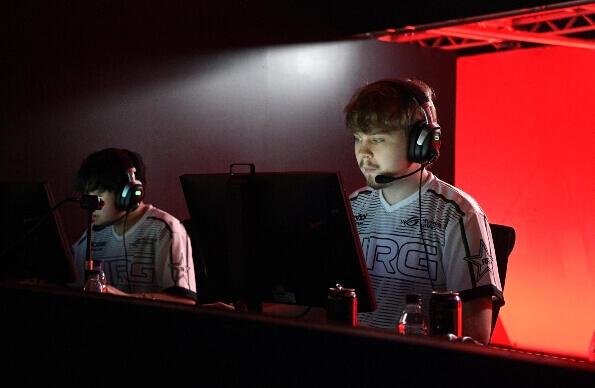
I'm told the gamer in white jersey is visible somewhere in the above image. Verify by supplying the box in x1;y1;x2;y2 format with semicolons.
70;148;197;305
344;79;503;344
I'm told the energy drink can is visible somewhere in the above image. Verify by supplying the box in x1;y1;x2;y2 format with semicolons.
327;284;357;327
429;291;462;337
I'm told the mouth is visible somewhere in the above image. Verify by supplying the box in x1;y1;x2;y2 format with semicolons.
360;163;379;174
359;159;379;173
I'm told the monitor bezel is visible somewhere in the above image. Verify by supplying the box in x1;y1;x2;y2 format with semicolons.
180;171;376;312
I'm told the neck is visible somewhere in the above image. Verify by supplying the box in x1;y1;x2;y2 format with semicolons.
113;203;149;235
380;169;429;206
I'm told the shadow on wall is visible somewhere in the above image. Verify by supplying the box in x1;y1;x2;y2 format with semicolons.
1;40;456;246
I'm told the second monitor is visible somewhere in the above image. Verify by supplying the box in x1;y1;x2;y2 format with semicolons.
180;171;375;313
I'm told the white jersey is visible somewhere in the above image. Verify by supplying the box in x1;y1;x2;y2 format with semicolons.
71;205;196;299
350;172;503;329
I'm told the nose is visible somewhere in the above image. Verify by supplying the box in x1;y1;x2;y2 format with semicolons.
356;139;372;159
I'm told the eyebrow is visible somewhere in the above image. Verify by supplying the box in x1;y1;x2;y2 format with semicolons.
355;130;390;136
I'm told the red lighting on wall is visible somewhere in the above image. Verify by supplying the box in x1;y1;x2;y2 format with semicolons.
456;45;595;359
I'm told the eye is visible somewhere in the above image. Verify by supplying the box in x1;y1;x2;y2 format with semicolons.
353;135;361;143
371;137;384;144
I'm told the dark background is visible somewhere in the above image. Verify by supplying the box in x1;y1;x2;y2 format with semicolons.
0;0;564;242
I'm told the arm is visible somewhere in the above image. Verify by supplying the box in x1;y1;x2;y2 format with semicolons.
442;211;502;345
137;291;196;305
156;219;198;301
462;296;492;344
105;285;196;306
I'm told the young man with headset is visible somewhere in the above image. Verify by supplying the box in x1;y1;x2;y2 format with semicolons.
70;148;197;305
345;79;503;344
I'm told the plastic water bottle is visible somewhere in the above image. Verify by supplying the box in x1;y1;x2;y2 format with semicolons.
94;260;108;289
397;294;428;336
83;270;106;293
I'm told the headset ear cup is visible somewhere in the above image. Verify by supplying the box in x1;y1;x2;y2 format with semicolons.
112;150;145;212
408;122;428;163
115;184;129;211
116;182;144;211
129;182;144;211
408;122;441;164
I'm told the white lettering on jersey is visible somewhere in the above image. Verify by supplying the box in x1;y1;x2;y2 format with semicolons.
362;236;439;281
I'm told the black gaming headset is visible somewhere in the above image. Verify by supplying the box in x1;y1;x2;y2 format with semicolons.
391;79;442;164
114;149;145;212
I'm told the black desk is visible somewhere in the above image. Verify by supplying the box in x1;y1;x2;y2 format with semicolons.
1;284;593;386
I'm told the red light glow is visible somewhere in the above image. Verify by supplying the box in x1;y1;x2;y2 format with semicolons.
456;45;595;359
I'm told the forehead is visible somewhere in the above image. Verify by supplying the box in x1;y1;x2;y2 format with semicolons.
353;128;404;137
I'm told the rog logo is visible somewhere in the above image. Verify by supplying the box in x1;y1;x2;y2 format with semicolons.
403;216;419;226
354;213;367;221
401;216;443;230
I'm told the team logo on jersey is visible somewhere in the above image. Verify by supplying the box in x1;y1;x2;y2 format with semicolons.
170;263;192;282
401;216;443;230
463;239;493;283
354;213;367;226
361;235;438;281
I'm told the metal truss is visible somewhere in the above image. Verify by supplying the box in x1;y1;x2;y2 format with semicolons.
370;1;595;53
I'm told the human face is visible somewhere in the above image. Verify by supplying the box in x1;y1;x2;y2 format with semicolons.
87;190;125;226
354;129;413;189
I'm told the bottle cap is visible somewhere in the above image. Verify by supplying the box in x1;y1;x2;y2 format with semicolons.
406;294;422;304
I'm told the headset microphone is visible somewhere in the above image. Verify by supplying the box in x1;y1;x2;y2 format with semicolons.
375;165;425;184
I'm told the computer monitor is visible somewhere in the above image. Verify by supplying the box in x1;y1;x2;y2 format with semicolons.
0;182;76;285
180;171;376;312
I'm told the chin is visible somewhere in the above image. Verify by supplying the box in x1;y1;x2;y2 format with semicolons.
366;175;386;190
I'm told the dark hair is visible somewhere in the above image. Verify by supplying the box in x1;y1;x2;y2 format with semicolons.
75;148;146;194
344;78;436;135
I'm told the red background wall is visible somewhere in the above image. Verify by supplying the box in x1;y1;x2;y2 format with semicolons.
456;46;595;359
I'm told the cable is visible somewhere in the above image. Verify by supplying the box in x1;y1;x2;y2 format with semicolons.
418;166;436;291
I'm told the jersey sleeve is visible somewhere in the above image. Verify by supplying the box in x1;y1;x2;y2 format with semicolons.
156;222;197;300
442;211;504;307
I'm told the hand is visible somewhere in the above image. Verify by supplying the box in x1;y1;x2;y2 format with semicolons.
103;286;196;305
200;302;236;311
442;333;484;346
104;285;131;296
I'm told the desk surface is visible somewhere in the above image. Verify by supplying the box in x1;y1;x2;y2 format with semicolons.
1;283;593;386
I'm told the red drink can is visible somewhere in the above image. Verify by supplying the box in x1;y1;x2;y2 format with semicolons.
429;291;462;337
327;284;357;327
